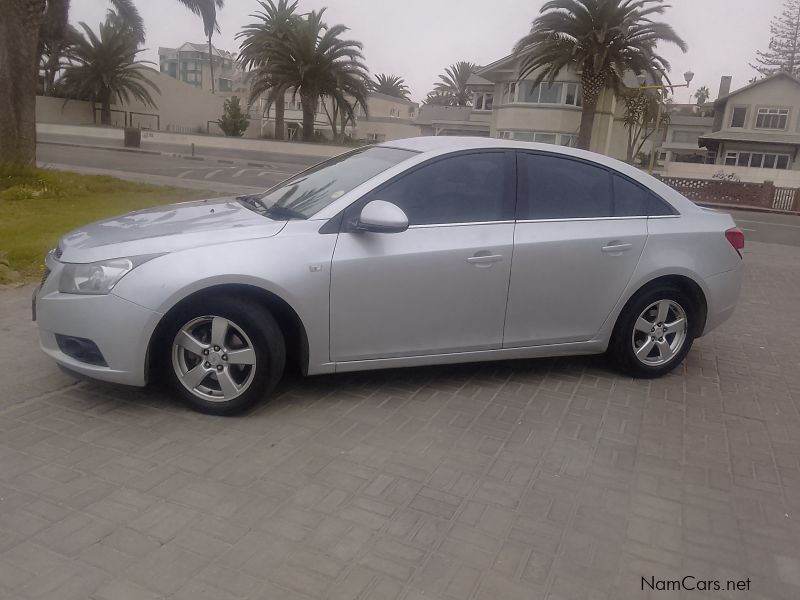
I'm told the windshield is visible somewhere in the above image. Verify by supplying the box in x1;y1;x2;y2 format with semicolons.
251;146;416;219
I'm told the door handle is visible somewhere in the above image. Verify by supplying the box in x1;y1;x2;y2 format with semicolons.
467;253;503;265
601;242;633;253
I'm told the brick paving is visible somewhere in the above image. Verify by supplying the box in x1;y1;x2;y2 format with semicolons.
0;240;799;600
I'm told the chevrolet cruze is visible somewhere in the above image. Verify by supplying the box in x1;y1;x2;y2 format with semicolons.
34;137;744;414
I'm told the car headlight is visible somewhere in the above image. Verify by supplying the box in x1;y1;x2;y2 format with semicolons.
58;255;159;295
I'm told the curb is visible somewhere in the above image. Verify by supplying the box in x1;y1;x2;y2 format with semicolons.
40;140;274;170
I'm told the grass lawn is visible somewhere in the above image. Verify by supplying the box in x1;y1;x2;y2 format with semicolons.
0;167;208;283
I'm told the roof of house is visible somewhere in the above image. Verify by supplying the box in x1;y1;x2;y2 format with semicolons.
699;129;800;145
715;71;800;105
367;91;418;106
466;73;493;87
159;42;236;59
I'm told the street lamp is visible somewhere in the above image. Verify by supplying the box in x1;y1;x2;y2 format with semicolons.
637;70;695;174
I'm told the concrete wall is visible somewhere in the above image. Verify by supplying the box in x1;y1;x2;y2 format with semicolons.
661;161;800;186
36;68;227;135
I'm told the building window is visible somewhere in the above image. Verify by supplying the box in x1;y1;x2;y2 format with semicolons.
505;81;582;106
496;130;577;147
474;92;494;111
730;106;747;128
755;107;789;129
218;78;232;92
671;130;701;144
389;107;400;117
501;82;517;103
724;151;790;169
564;83;581;106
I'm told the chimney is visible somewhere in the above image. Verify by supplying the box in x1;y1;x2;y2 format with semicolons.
718;75;732;99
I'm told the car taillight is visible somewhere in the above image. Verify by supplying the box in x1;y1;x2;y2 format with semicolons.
725;227;745;256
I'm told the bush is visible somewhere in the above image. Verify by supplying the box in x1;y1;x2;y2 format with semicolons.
217;96;250;137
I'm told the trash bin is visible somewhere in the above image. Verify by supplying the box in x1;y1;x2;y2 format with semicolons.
124;127;141;148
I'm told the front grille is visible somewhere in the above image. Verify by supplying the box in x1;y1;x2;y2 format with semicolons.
54;245;63;259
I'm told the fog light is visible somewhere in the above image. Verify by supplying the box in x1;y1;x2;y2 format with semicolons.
55;334;107;366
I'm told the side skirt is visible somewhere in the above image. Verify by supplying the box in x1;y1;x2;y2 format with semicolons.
315;340;607;375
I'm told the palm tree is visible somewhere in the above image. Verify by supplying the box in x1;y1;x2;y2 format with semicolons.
324;67;369;142
513;0;687;150
176;0;224;94
237;0;299;140
249;9;369;141
694;85;711;105
38;0;71;95
371;74;410;100
106;0;145;44
431;61;476;106
60;18;159;125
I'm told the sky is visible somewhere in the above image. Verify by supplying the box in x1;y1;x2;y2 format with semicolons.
68;0;785;103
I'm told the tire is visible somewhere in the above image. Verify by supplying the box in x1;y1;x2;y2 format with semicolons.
161;297;285;415
608;284;696;378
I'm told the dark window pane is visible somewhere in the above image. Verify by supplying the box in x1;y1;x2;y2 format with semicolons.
647;193;675;216
369;153;509;225
518;153;613;219
777;155;790;169
737;152;750;166
731;107;746;127
613;175;650;216
763;154;776;168
750;153;764;168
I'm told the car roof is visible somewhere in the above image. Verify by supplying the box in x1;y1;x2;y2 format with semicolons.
378;136;698;214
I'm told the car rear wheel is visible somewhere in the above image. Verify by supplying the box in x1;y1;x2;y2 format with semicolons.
608;285;695;378
163;298;285;415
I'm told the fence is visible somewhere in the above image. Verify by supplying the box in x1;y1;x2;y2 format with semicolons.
658;176;799;213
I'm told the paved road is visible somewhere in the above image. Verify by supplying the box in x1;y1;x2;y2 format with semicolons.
726;208;800;247
37;142;314;194
1;240;800;599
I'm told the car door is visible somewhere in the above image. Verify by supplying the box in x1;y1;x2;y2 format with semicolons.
504;152;652;348
330;150;515;362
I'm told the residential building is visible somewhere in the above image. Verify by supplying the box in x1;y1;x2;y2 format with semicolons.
660;104;715;165
437;53;636;160
158;43;247;97
698;72;800;172
255;90;420;142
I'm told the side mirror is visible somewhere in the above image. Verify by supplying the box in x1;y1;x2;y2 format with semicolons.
356;200;409;233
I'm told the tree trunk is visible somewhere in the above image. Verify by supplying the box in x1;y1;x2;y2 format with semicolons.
577;68;606;151
208;36;215;95
100;102;111;126
300;93;316;142
0;0;47;166
274;93;285;140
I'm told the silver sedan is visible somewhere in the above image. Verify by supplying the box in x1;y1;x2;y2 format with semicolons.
34;137;743;414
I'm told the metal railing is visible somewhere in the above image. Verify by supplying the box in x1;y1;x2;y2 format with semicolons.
773;187;797;211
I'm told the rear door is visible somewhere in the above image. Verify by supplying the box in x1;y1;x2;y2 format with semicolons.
503;152;652;347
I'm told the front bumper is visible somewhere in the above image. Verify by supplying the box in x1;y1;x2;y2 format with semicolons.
701;264;743;336
34;276;162;387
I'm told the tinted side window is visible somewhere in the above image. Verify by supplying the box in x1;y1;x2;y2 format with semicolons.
613;174;650;216
367;152;511;226
517;153;613;219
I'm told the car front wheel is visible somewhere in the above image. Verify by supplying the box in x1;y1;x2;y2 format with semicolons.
163;298;285;415
608;285;696;378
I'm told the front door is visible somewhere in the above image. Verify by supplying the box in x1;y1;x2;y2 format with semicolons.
330;151;515;362
504;152;650;347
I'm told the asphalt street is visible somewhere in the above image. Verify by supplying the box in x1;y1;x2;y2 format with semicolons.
35;139;800;246
36;141;314;195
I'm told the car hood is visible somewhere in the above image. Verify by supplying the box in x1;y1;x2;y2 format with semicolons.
57;197;287;263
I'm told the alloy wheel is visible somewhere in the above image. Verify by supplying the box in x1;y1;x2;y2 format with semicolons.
630;299;688;367
171;315;257;402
